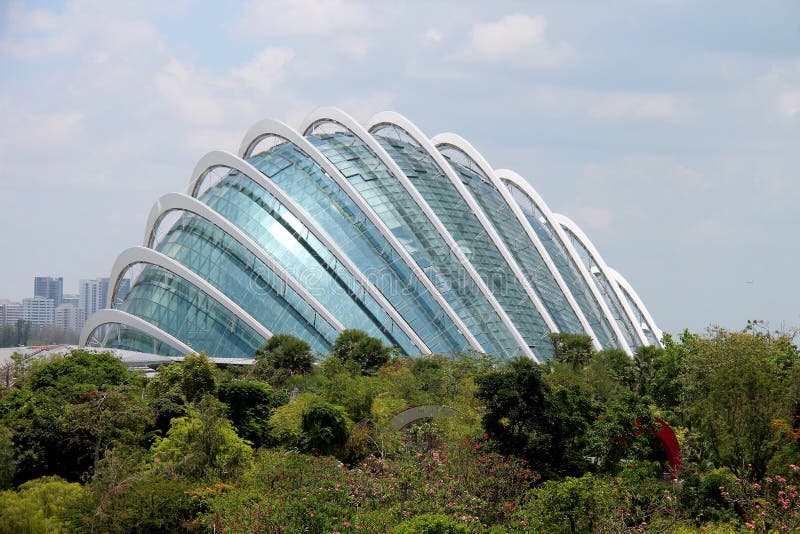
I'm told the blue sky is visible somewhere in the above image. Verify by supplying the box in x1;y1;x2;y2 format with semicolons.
0;0;798;335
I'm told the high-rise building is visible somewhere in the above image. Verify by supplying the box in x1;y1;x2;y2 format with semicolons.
34;277;63;308
80;108;662;360
55;303;82;332
79;279;108;322
0;299;23;326
63;293;80;308
23;296;54;326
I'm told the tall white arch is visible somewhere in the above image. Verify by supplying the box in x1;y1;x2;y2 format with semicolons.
368;111;552;359
144;192;345;336
107;246;273;346
297;107;484;353
553;214;649;348
189;150;431;355
431;132;602;351
496;170;633;354
607;267;663;345
79;308;194;355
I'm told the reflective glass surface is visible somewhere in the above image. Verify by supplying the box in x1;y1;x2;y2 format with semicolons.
504;181;622;351
310;128;533;360
116;263;265;357
440;147;585;337
560;226;643;349
301;127;489;354
94;323;183;356
371;127;554;359
197;167;415;354
153;210;335;353
617;283;660;346
248;136;466;354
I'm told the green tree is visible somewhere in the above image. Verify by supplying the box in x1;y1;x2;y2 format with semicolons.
475;358;598;478
331;329;391;374
0;427;15;490
254;334;314;383
681;328;799;479
299;400;351;456
180;352;217;403
0;476;82;534
549;332;594;370
218;380;287;446
150;396;252;481
0;349;145;483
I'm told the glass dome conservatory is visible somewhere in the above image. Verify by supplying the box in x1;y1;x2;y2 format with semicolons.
80;108;662;361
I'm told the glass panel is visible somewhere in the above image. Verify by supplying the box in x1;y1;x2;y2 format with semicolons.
372;127;555;359
116;263;266;357
560;226;643;349
295;125;484;355
504;180;622;350
303;127;527;360
197;168;416;354
439;145;586;338
617;283;660;346
152;210;335;353
91;323;183;356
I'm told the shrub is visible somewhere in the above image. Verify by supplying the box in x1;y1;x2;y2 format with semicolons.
0;476;82;534
392;513;469;534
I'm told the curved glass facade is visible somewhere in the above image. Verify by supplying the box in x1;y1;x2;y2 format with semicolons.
82;109;661;361
503;180;622;351
438;145;584;335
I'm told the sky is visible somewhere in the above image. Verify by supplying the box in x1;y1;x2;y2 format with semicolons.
0;0;798;336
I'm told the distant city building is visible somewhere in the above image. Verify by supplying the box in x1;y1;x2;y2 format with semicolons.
22;296;54;326
0;300;22;326
63;293;80;308
55;303;82;332
79;278;108;323
34;276;64;308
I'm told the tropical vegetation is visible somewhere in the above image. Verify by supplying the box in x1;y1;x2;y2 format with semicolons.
0;322;798;533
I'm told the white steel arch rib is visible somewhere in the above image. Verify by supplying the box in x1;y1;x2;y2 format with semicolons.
367;111;544;360
553;214;650;348
496;170;633;354
143;192;345;335
107;246;273;343
189;149;431;355
431;132;602;352
297;107;484;353
607;267;663;345
79;308;194;355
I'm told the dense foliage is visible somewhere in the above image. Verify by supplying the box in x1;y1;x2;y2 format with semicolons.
0;325;798;533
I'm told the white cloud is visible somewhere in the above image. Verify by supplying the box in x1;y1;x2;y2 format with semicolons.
424;28;443;44
154;47;296;129
0;1;165;60
575;206;614;231
0;108;85;154
471;14;546;59
154;59;230;125
522;87;694;122
587;93;695;122
232;47;295;92
334;93;395;123
778;91;800;117
466;13;573;68
337;36;369;60
236;0;370;37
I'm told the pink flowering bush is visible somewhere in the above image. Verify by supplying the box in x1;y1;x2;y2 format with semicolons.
721;465;800;532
